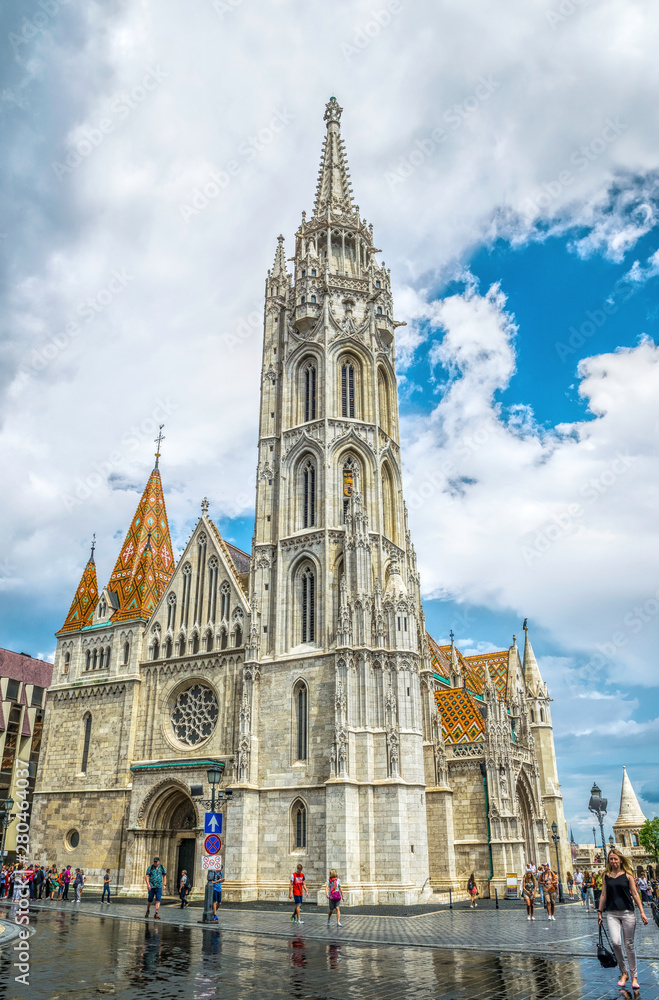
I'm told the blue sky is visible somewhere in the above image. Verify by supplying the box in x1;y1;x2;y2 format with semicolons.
2;0;659;841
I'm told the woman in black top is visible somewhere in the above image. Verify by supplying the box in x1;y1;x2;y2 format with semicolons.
598;848;648;990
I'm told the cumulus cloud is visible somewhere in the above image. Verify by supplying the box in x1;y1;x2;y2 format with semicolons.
402;282;659;686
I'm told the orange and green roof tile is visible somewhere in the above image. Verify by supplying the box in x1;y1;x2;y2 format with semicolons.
434;687;485;744
59;549;99;633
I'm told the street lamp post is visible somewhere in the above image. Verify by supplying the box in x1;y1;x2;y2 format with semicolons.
551;821;564;903
202;765;224;924
0;796;15;867
588;782;608;862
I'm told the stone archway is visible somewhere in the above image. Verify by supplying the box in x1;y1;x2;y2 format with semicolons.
516;775;536;867
127;782;199;896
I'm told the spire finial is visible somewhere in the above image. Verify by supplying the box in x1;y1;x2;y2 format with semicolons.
324;96;343;127
201;497;210;516
90;533;96;562
523;617;528;631
154;424;165;470
449;629;454;646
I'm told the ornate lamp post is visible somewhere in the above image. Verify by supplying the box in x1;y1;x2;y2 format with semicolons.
0;796;15;865
551;821;564;903
588;782;608;862
202;765;225;924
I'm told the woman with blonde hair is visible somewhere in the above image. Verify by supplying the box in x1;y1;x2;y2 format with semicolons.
598;847;648;991
325;868;343;927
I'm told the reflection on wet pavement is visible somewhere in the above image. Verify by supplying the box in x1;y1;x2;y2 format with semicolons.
0;907;658;999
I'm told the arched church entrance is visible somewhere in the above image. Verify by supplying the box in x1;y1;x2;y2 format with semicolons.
142;783;198;896
516;775;536;867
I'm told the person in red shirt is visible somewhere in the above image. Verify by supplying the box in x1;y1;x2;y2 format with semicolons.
289;864;309;924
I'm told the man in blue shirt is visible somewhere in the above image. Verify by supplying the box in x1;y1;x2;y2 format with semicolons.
145;856;167;920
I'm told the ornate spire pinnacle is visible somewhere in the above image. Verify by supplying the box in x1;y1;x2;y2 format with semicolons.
522;618;544;696
154;425;165;470
615;766;646;827
201;497;210;516
313;97;356;219
271;234;288;277
59;544;99;633
107;465;174;623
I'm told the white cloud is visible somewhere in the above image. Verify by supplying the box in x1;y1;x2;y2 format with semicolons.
402;283;659;686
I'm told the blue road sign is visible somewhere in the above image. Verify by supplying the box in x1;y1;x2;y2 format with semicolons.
205;811;223;835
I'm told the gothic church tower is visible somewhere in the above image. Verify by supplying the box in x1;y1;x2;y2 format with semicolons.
231;97;430;903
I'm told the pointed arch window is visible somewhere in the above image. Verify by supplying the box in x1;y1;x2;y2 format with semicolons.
182;563;192;628
167;593;177;631
220;582;230;622
208;557;218;622
304;363;317;422
191;632;200;655
378;367;391;437
341;359;356;418
81;714;92;773
104;646;111;668
382;463;396;542
85;650;91;671
292;799;307;850
177;634;187;657
64;652;71;675
342;458;357;521
152;638;160;660
165;637;173;659
92;649;98;670
123;641;130;665
294;681;308;762
234;624;243;647
302;459;316;528
300;567;315;643
220;627;228;650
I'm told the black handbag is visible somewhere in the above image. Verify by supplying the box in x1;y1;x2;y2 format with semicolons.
651;900;659;930
597;923;618;969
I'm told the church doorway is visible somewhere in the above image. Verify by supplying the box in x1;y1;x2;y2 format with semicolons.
516;777;536;866
177;837;196;895
141;782;199;896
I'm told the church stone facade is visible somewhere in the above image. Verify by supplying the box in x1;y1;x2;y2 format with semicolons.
31;99;570;900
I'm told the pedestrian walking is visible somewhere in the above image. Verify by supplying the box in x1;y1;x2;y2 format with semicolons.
566;871;574;899
637;873;650;902
46;866;59;900
583;870;595;913
598;847;648;991
61;865;72;901
145;856;167;920
73;868;84;902
289;864;309;924
212;868;224;919
540;866;558;920
522;867;537;920
179;869;191;908
11;865;23;902
326;869;343;928
467;872;478;908
102;869;112;903
574;868;584;903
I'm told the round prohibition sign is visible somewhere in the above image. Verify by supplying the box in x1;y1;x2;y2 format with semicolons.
204;834;222;855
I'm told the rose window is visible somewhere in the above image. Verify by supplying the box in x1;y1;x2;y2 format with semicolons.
170;683;219;746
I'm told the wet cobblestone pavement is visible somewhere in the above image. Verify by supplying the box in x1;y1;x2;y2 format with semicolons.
0;898;658;999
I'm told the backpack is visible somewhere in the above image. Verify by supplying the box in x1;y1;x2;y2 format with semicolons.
329;878;341;901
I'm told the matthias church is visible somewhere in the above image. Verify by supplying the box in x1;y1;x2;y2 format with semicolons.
33;99;569;900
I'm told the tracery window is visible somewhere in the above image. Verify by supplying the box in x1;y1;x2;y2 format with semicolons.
294;681;308;761
340;359;356;418
342;458;357;521
304;363;317;422
167;593;177;631
300;567;315;643
292;799;307;850
181;563;192;628
220;582;230;621
382;463;396;541
81;714;92;773
208;557;218;622
170;683;219;747
302;458;316;528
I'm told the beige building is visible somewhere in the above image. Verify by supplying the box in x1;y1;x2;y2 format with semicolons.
612;767;652;872
31;99;569;900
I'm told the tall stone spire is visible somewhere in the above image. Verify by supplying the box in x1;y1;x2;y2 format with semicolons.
59;538;99;633
313;97;356;220
271;234;288;277
615;766;646;826
106;466;174;623
522;618;544;696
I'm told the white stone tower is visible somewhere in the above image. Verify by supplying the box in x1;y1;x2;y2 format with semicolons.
613;767;647;858
230;97;430;904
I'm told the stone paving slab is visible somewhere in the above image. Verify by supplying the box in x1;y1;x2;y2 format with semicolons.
3;895;657;959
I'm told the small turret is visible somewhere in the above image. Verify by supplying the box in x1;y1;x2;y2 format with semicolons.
59;537;99;633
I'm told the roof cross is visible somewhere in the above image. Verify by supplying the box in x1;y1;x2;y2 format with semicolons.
154;425;165;469
90;533;96;561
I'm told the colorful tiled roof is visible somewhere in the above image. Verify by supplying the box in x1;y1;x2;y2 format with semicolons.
107;468;174;623
427;632;485;695
464;651;509;700
435;688;485;744
225;542;250;575
60;550;99;633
